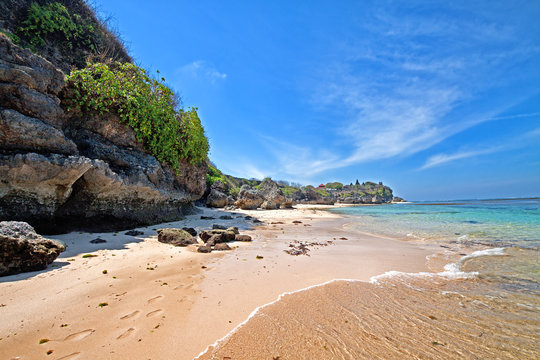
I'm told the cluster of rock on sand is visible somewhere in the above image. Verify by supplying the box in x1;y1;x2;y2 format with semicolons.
0;211;261;276
157;225;252;254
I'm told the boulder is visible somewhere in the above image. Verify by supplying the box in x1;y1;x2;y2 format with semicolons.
199;229;236;242
234;185;264;210
0;221;65;276
206;234;223;246
157;228;196;247
212;224;227;230
206;188;228;208
259;178;285;209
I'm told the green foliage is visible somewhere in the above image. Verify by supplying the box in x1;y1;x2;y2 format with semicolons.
281;186;299;196
325;182;343;189
206;164;225;186
64;62;209;170
228;187;240;197
0;30;21;44
16;2;98;52
314;188;330;197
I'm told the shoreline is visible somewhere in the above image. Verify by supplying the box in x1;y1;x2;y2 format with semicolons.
0;205;434;359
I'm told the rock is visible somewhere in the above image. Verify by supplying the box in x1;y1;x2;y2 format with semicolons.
214;243;231;251
259;178;285;209
197;245;212;253
199;229;236;242
0;109;77;155
253;219;263;224
206;234;223;246
157;228;196;247
219;215;233;220
244;216;253;220
227;227;239;234
124;230;143;236
235;234;252;242
280;201;294;209
212;224;227;230
200;216;215;220
393;196;406;203
0;221;65;276
234;185;264;210
90;238;106;244
182;227;197;236
206;188;228;208
292;220;302;224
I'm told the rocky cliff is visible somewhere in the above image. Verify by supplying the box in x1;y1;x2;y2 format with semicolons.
0;33;207;233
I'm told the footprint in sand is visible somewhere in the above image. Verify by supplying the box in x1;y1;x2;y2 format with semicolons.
147;295;163;304
55;352;81;360
120;310;140;320
63;329;94;341
116;327;135;340
146;309;163;318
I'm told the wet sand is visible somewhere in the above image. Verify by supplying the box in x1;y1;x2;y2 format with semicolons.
0;205;433;359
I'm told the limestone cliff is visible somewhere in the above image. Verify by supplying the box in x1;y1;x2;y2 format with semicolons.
0;33;207;233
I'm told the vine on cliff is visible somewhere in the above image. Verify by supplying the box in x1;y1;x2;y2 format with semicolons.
63;62;209;170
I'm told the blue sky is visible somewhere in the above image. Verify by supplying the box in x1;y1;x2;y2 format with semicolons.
94;0;540;200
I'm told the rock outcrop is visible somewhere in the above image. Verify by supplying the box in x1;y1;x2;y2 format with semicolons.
205;181;228;208
0;34;207;233
234;185;264;210
259;178;285;209
0;221;65;276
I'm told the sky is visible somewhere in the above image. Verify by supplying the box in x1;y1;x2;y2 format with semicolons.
93;0;540;200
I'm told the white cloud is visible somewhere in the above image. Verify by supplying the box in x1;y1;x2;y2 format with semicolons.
177;60;227;83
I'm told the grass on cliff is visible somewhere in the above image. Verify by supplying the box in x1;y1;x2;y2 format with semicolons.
63;62;209;170
7;1;131;70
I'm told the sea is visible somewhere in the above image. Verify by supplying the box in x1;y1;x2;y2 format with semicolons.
199;198;540;359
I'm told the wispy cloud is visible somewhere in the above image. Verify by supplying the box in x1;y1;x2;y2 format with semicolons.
264;1;540;179
420;126;540;170
420;147;501;170
177;60;227;83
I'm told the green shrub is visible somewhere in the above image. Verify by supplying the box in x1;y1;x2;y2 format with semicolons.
325;182;343;189
16;2;98;52
206;164;225;186
281;186;299;196
63;62;209;170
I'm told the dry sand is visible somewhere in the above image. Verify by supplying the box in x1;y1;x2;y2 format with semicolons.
0;205;432;360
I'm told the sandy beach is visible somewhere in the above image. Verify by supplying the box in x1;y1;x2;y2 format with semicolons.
0;205;434;359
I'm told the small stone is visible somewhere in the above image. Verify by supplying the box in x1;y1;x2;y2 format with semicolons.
200;216;215;220
90;238;107;244
124;230;144;236
219;215;233;220
235;234;252;242
292;220;302;224
214;243;231;251
197;245;212;253
212;224;227;230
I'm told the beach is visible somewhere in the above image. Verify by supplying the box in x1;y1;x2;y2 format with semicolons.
0;205;432;359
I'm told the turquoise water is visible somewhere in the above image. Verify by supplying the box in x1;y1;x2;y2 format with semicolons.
332;198;540;248
332;198;540;298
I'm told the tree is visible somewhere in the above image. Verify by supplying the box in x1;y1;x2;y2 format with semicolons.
355;179;360;186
